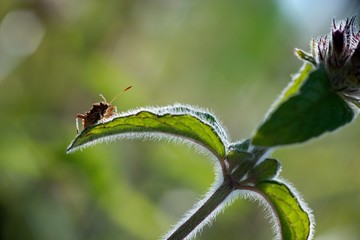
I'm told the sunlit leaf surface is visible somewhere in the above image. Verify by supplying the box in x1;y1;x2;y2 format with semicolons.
67;105;227;160
256;180;313;240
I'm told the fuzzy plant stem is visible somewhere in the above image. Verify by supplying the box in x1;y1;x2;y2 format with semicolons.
167;146;269;240
167;176;234;240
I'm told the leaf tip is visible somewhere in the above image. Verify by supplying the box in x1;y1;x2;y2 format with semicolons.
66;134;83;154
66;141;76;154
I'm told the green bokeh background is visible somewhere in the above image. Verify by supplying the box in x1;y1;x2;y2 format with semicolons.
1;1;359;239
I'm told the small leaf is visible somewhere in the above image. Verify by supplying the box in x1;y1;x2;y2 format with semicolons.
252;65;354;146
256;180;313;240
294;49;317;66
249;158;281;182
67;105;227;160
226;150;253;180
228;139;251;153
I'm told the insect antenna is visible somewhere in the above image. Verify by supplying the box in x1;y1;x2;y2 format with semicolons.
109;85;132;104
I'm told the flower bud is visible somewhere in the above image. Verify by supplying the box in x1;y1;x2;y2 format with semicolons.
298;16;360;106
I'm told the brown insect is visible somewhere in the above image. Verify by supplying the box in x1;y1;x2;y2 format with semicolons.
76;86;132;133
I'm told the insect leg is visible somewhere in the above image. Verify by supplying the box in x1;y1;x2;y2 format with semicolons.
103;106;117;119
76;117;80;134
76;114;86;133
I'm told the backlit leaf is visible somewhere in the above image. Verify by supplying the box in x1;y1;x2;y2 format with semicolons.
67;105;227;160
256;180;313;240
252;65;354;147
273;62;314;108
249;158;281;182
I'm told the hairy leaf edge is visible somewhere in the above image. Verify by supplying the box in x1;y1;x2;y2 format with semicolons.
67;104;230;158
241;178;315;240
252;63;358;147
162;181;240;240
265;62;315;120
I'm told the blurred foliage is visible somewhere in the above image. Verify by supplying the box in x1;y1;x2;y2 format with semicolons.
0;0;359;239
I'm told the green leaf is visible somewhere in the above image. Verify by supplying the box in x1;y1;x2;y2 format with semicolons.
294;48;317;66
228;139;251;153
160;105;229;142
256;180;313;240
226;150;253;181
252;65;354;146
273;62;314;108
67;105;227;160
249;158;281;182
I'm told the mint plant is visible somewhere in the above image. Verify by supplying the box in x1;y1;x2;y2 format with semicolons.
67;17;360;240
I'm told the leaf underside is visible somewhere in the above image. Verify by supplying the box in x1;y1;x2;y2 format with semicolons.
256;180;312;240
252;64;354;147
67;105;227;160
